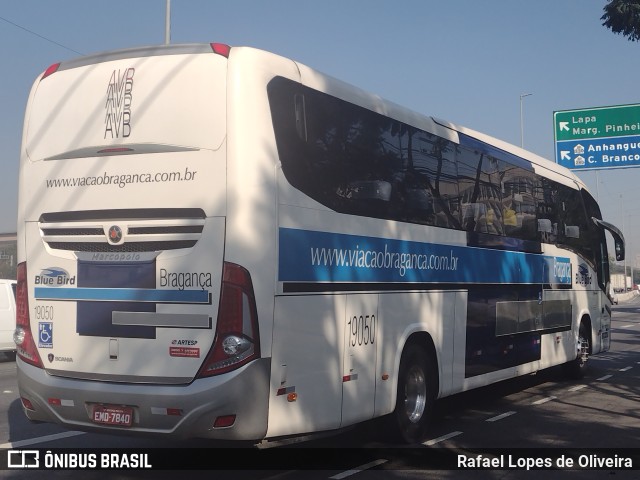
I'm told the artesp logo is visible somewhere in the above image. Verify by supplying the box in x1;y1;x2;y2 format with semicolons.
171;339;198;346
34;268;76;287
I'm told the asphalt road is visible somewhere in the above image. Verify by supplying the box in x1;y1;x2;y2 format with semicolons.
0;296;639;479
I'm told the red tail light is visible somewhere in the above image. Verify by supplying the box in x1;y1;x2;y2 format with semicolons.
197;262;260;378
210;43;231;58
41;62;61;81
15;262;43;368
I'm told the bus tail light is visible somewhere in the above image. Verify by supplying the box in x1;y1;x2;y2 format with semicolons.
213;414;236;428
21;397;36;411
210;43;231;58
41;62;61;81
197;262;260;378
14;262;44;368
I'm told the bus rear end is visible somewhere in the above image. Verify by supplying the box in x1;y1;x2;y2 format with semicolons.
15;44;269;440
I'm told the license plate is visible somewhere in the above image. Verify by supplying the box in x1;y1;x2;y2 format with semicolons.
92;405;133;427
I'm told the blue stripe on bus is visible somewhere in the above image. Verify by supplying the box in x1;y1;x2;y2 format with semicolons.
278;227;572;285
34;287;209;304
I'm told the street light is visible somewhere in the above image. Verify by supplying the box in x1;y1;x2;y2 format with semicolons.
520;93;532;148
621;194;628;290
165;0;171;45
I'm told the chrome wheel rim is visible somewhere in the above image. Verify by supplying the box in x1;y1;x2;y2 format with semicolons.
404;365;427;423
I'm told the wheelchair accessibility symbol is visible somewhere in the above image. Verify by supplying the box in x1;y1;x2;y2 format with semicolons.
38;322;53;348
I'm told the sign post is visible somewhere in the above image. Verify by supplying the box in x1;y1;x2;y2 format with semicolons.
554;104;640;171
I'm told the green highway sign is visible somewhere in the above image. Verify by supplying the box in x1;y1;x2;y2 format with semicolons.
554;104;640;141
554;104;640;171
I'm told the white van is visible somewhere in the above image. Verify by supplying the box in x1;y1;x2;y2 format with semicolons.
0;279;17;354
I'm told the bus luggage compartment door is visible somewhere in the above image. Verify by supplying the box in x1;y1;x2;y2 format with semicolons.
341;294;378;426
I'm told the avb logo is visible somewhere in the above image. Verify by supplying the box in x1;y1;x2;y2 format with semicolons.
35;268;76;287
104;67;134;139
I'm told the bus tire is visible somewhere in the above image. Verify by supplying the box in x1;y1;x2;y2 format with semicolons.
390;344;436;444
564;321;590;379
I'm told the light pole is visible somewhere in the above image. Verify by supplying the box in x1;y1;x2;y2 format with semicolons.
520;93;532;148
165;0;171;45
621;194;628;290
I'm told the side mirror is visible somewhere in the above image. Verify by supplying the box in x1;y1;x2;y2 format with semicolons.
592;217;625;261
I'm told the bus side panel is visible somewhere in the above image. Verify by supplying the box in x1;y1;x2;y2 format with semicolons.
587;287;609;355
267;295;345;438
226;47;302;361
539;289;576;370
451;290;468;395
376;291;458;417
594;292;611;353
341;294;378;426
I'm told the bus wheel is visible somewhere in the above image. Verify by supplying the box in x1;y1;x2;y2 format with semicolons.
564;322;590;379
391;344;436;444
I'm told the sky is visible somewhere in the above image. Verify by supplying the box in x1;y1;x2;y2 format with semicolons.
1;0;640;267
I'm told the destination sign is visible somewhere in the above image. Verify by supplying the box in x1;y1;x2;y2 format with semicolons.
554;104;640;171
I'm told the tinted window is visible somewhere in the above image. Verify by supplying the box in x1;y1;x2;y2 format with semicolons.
558;184;595;263
457;146;504;235
268;77;459;228
268;77;597;259
582;189;608;287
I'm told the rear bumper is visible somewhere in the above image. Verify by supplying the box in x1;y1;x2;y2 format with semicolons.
16;357;270;441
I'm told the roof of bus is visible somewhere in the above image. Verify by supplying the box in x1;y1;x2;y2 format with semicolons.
52;43;217;73
43;42;590;195
288;48;589;193
432;118;588;190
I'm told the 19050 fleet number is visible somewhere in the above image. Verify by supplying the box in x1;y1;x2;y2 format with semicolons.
347;314;376;347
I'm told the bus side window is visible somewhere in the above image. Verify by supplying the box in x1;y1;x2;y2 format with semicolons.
294;94;307;142
411;134;459;229
534;178;559;244
457;148;503;235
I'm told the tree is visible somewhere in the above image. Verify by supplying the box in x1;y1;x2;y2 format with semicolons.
602;0;640;41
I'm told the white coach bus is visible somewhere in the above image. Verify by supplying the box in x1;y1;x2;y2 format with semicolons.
16;43;624;444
